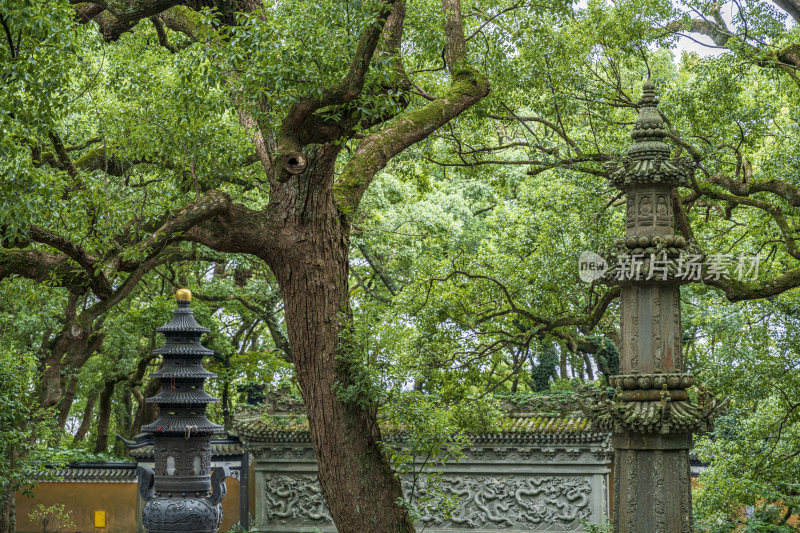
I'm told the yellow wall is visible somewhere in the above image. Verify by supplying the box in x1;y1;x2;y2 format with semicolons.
16;482;139;533
16;477;241;533
221;476;241;531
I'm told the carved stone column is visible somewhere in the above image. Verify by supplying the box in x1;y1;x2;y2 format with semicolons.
583;81;727;532
137;289;229;533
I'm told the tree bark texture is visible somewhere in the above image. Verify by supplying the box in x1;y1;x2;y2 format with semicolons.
73;391;98;443
94;379;117;453
132;378;161;436
57;376;80;429
0;488;13;533
266;146;413;533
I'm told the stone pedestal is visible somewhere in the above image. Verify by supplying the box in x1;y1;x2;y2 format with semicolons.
612;433;692;532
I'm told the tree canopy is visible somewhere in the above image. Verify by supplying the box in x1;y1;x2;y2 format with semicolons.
2;0;800;530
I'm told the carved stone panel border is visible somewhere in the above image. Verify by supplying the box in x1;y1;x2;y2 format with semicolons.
247;441;611;532
256;473;595;531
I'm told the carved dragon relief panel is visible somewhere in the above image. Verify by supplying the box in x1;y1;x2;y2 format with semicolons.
260;474;330;524
257;473;592;530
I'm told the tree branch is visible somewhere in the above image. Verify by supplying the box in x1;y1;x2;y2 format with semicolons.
0;14;17;59
351;268;391;303
150;15;176;52
664;18;731;47
179;190;277;257
79;0;182;25
28;225;111;297
357;243;397;295
708;173;800;207
280;0;396;146
0;249;89;292
772;0;800;25
442;0;467;70
708;268;800;302
157;5;217;42
48;130;79;179
189;288;293;362
334;54;489;216
235;294;292;361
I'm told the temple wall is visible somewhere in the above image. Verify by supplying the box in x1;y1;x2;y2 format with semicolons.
243;436;612;533
16;462;243;533
16;482;139;533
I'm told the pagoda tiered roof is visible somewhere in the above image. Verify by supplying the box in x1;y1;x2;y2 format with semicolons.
142;414;223;435
153;341;215;356
155;305;210;334
143;293;222;437
150;364;216;380
146;388;220;405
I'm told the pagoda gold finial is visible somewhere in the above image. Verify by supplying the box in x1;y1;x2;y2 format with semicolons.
175;288;192;302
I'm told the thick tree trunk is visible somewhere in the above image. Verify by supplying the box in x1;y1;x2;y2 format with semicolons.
57;376;80;429
94;379;116;453
268;147;414;533
73;392;98;442
8;494;13;533
132;378;160;436
0;487;14;533
41;318;103;427
0;444;18;533
112;386;134;455
40;335;82;410
510;349;520;392
583;353;595;381
222;379;231;431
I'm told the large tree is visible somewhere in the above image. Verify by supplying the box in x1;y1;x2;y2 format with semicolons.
2;0;494;530
5;0;800;530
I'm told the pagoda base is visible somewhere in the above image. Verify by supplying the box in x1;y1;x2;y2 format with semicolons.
142;496;223;533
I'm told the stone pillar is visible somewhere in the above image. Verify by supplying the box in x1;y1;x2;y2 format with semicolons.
583;81;727;532
137;289;228;533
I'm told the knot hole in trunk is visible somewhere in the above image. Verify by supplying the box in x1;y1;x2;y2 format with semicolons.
278;152;308;181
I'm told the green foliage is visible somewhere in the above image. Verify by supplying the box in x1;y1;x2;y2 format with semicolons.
333;317;386;412
0;346;59;497
588;335;619;380
530;341;559;392
695;482;800;532
28;503;75;533
380;391;498;522
3;0;800;526
210;0;404;134
581;518;614;533
686;288;800;529
46;448;133;465
0;0;84;239
549;378;578;393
